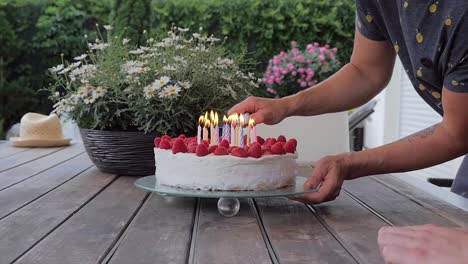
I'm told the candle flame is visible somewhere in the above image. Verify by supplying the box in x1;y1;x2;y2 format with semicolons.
240;114;245;126
230;114;239;127
204;112;209;123
199;115;205;125
248;118;255;127
223;115;228;123
204;118;211;128
214;112;219;126
210;110;215;122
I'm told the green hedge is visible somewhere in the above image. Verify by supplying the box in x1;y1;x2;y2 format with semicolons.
0;0;355;138
153;0;355;68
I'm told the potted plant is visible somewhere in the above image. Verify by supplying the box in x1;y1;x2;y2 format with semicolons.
47;25;258;176
256;41;349;166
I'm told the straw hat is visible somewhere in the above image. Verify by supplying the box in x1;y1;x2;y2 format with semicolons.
10;113;71;147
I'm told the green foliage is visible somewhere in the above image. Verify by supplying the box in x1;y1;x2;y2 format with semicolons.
113;0;152;46
47;27;256;136
152;0;355;70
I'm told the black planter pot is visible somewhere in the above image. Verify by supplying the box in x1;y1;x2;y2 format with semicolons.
80;128;157;176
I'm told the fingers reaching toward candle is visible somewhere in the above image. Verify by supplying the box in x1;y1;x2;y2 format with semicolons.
228;96;289;125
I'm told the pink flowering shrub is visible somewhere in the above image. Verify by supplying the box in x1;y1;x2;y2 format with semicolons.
262;41;341;98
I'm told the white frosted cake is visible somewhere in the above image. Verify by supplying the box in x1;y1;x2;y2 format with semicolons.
153;135;298;191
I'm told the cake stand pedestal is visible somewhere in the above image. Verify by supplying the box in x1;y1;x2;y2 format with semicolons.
134;176;318;217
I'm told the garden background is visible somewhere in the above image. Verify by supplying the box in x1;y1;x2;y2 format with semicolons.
0;0;355;139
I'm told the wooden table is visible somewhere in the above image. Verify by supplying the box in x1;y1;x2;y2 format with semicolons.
0;142;467;264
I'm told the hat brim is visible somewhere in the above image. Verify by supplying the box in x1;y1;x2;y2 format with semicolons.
10;137;72;148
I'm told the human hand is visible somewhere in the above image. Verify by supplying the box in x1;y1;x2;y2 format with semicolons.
228;96;290;125
378;224;468;264
289;154;351;204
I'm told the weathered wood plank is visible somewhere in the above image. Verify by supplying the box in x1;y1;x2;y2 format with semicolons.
0;143;84;190
192;198;272;264
15;176;147;264
0;153;92;219
0;146;65;172
106;195;196;264
0;142;30;159
0;167;116;264
254;197;357;264
371;176;468;227
344;177;462;227
310;192;388;264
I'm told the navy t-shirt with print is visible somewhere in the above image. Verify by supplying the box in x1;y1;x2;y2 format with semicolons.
356;0;468;115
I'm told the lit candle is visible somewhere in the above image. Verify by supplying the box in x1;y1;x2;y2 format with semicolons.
232;114;239;146
251;119;257;143
214;112;219;145
210;110;215;145
247;118;255;145
222;115;230;142
239;114;245;147
230;115;236;145
197;115;204;144
203;118;210;142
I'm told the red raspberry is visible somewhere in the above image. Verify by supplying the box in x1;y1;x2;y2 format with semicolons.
202;140;210;147
277;135;287;143
219;139;230;149
154;137;162;148
288;138;298;148
178;134;186;139
256;136;265;145
262;149;273;155
231;147;249;158
214;146;229;156
243;135;247;144
243;145;250;152
159;140;171;150
161;135;171;141
284;141;296;154
172;138;188;154
265;138;277;147
188;144;198;153
196;144;209;157
208;145;218;154
228;146;236;153
248;143;262;158
271;142;286;155
261;145;271;151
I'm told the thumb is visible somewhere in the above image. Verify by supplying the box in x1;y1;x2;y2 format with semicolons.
304;165;326;190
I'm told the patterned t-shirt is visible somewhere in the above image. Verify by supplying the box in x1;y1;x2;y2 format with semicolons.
356;0;468;115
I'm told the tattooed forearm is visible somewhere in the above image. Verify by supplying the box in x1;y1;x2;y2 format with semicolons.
402;124;438;143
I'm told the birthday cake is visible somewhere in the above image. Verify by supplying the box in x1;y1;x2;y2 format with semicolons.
153;112;298;191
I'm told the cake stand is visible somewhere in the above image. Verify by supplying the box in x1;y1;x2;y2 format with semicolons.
134;176;318;217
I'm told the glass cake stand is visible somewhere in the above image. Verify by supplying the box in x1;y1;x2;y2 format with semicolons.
134;176;318;217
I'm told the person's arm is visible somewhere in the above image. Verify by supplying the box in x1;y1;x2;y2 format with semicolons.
229;31;396;124
293;87;468;204
345;88;468;179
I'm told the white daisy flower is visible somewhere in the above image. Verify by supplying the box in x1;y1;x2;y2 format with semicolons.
174;56;186;62
83;94;96;104
162;65;177;71
50;64;64;73
129;49;144;55
74;54;87;61
93;86;107;98
76;88;88;98
103;25;113;31
70;64;97;82
178;81;191;89
192;33;201;39
58;67;71;75
122;38;131;45
178;27;189;32
69;61;82;68
143;85;156;99
88;43;110;50
158;76;171;86
166;84;181;96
